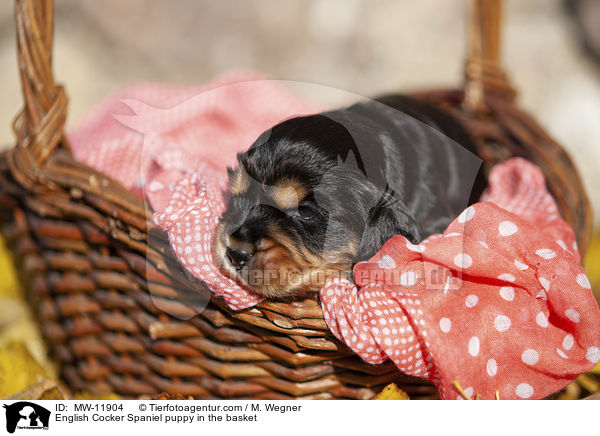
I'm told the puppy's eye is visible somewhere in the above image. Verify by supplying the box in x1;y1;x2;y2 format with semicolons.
296;205;316;222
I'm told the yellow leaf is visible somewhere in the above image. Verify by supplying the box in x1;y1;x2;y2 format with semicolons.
584;232;600;301
0;235;21;299
5;379;67;400
39;387;67;400
373;383;410;400
589;361;600;375
0;341;51;398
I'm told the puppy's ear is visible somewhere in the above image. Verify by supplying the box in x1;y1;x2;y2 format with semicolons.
227;164;251;196
355;194;420;262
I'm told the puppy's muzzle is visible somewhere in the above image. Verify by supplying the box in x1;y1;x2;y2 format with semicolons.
224;225;257;270
225;244;253;270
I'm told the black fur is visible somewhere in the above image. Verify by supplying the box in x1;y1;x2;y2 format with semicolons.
220;94;485;278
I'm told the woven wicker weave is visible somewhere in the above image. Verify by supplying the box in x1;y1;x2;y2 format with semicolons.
0;0;592;399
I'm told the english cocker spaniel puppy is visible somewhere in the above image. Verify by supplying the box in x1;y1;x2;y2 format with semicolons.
214;95;485;298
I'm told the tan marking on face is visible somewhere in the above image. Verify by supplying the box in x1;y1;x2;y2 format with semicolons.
212;222;234;276
268;179;306;210
213;218;358;298
256;238;275;251
229;167;250;195
243;223;354;297
227;235;254;254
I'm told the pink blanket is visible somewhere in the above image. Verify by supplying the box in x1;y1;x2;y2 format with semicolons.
68;72;600;400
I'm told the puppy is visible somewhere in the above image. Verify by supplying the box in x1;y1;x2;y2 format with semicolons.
213;95;485;298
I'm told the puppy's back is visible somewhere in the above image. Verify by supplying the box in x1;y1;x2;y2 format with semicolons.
346;95;486;237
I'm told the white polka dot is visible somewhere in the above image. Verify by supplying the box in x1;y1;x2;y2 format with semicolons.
521;349;539;365
494;315;511;332
565;309;580;323
499;287;515;301
378;255;396;269
439;318;451;333
479;241;489;248
486;358;497;377
465;295;479;308
406;242;426;253
538;277;550;291
498;273;516;282
514;259;529;270
399;271;419;286
458;206;476;223
576;274;591;289
499;221;518;236
468;336;480;356
536;312;548;328
586;347;600;363
464;387;474;398
557;348;568;359
535;248;556;260
556;240;567;250
536;289;548;300
454;253;473;269
562;334;574;350
516;383;534;399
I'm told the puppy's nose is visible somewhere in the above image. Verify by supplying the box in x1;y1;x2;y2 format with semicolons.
226;245;253;269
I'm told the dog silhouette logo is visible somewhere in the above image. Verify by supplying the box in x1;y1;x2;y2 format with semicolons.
3;402;50;433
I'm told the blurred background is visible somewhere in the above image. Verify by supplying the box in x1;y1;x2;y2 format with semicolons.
0;0;600;398
0;0;599;231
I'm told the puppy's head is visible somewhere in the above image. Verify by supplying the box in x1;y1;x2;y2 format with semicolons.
214;114;418;298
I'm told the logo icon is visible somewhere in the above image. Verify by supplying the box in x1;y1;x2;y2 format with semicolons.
2;402;50;433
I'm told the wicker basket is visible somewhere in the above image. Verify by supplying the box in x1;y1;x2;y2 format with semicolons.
0;0;592;399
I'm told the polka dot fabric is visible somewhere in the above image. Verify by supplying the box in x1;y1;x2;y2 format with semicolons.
68;76;600;399
321;158;600;400
152;169;264;310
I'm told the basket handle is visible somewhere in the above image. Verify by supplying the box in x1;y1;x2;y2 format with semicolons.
10;0;67;184
9;0;512;172
464;0;517;111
